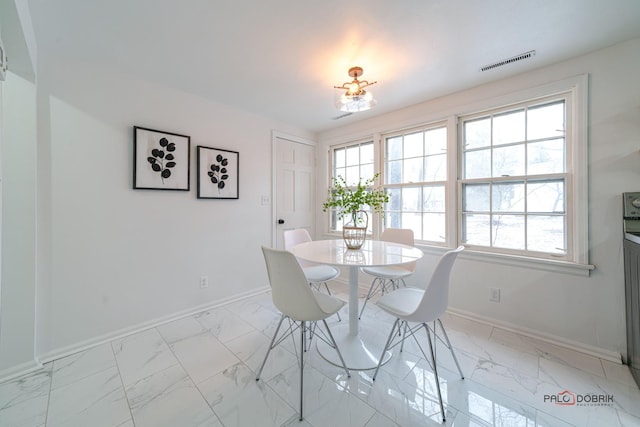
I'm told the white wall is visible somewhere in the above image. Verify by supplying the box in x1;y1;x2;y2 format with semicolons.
317;38;640;360
30;59;313;360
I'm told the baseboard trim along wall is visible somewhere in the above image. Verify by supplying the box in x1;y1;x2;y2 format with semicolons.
0;360;43;384
35;287;271;368
444;307;621;364
335;277;622;365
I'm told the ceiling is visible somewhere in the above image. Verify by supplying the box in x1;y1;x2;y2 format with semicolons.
18;0;640;133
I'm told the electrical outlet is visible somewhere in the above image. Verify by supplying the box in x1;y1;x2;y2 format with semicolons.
200;276;209;289
490;287;501;303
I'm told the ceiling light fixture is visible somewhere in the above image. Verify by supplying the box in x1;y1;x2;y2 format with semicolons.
334;66;377;113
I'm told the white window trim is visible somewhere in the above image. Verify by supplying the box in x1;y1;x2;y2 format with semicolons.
454;75;591;271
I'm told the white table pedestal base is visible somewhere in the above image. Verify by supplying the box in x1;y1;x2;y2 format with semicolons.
316;323;392;371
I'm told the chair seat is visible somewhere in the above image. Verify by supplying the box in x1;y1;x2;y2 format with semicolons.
361;265;413;280
303;265;340;283
376;287;425;319
312;290;346;316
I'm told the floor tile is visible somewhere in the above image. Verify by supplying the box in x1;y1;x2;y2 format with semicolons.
0;364;52;427
125;364;219;427
198;362;296;427
50;343;116;391
46;366;131;427
196;307;255;343
112;328;179;388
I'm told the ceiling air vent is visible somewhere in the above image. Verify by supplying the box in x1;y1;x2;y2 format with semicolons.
332;112;353;120
481;50;536;72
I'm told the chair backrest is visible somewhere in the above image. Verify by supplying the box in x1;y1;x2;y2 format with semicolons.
381;228;416;272
408;246;464;323
381;228;414;246
261;246;329;321
283;229;314;268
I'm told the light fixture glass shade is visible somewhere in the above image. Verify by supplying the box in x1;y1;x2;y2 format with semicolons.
334;66;377;112
336;90;376;112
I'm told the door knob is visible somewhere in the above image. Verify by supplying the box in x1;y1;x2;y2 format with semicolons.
278;219;285;224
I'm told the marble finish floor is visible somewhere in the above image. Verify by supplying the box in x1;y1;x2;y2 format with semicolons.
1;283;640;427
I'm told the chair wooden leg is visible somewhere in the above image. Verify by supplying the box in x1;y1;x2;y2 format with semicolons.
373;318;400;381
256;314;286;381
437;318;464;379
425;323;446;423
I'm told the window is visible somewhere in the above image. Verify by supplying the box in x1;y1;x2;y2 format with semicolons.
326;76;589;270
328;140;375;233
383;125;448;243
460;97;570;259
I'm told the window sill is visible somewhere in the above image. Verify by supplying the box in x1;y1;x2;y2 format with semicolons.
416;244;595;277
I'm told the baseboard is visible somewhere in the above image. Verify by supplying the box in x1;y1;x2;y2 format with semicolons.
334;276;622;363
0;359;43;384
447;307;622;364
37;287;271;364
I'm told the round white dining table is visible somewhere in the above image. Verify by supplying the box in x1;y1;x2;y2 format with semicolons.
289;238;423;370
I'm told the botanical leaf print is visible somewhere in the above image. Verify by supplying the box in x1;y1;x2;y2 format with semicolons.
147;137;176;183
208;154;229;193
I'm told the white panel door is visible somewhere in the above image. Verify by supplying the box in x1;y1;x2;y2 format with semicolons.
274;136;315;249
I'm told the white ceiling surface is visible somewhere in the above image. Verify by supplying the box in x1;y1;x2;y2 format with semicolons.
25;0;640;133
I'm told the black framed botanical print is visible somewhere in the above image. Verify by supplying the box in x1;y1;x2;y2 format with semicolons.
133;126;190;191
197;146;239;199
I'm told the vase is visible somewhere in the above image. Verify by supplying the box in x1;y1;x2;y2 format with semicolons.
342;210;368;249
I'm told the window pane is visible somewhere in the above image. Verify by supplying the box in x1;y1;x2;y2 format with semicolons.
425;127;447;155
404;132;423;158
401;212;422;236
528;139;565;174
528;215;565;253
361;143;374;164
335;148;345;168
423;186;445;212
387;136;403;160
346;146;359;166
492;182;525;212
334;167;345;180
493;144;524;177
404;158;423;183
425;153;446;181
527;180;564;213
360;164;374;181
492;214;525;249
464;149;491;179
385;211;401;229
528;101;565;140
463;184;490;212
493;110;525;145
345;166;359;186
402;187;421;212
386;160;402;184
464;117;491;149
423;213;445;242
386;188;401;211
463;214;490;245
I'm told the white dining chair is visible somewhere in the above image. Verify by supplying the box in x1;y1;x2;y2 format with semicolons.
372;246;465;423
359;228;415;319
257;246;350;421
284;228;341;321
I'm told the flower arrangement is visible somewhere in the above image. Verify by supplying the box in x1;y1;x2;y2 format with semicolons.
322;173;389;225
